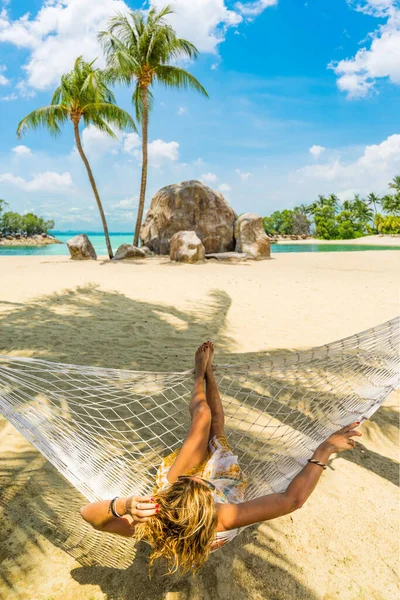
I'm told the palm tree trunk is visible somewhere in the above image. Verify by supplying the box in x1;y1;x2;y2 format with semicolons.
134;87;148;247
73;121;114;259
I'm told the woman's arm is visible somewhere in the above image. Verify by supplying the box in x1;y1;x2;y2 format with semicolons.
218;445;333;530
80;495;158;537
218;422;362;531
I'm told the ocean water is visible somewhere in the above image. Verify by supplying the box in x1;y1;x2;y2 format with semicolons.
0;232;399;256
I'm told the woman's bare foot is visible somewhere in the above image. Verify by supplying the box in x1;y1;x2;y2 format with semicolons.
205;340;215;379
195;342;210;379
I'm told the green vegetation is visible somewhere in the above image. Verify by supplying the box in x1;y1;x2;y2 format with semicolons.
100;4;208;246
0;200;54;236
263;177;400;240
16;57;136;259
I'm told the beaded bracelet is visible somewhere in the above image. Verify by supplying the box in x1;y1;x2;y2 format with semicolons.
308;458;327;470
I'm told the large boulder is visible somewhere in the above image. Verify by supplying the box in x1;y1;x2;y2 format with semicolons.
234;213;271;259
140;180;237;254
67;234;97;260
112;244;146;261
170;231;205;264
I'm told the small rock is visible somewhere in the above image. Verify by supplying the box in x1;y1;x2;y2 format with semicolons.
140;245;154;257
234;213;271;259
205;252;250;261
113;244;146;260
170;231;205;263
66;234;97;260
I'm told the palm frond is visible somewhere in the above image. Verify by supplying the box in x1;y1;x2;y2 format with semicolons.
17;105;69;138
155;65;209;97
83;103;137;133
167;37;199;61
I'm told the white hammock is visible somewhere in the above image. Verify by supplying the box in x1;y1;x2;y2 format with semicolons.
0;317;399;509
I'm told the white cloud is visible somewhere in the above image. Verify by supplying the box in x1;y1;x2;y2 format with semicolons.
148;139;179;167
235;168;253;181
219;183;231;192
201;172;218;183
309;145;326;159
12;145;32;155
235;0;278;18
296;134;400;195
112;197;138;210
0;171;73;192
123;133;141;155
82;125;121;158
177;106;187;115
0;0;275;93
1;92;17;101
0;0;130;90
331;2;400;98
0;63;9;85
123;133;179;168
149;0;242;53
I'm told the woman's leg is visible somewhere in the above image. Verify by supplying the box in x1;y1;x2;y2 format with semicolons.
166;343;212;482
189;342;211;419
205;341;225;440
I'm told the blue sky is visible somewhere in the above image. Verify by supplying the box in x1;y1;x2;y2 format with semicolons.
0;0;399;232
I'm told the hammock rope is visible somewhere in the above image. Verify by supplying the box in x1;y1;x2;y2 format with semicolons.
0;317;399;508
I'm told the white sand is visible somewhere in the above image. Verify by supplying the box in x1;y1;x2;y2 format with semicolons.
0;251;399;600
277;234;400;245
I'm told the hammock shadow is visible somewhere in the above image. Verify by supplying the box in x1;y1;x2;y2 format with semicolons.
0;285;398;597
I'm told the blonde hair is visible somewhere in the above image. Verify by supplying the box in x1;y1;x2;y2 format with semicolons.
134;478;218;576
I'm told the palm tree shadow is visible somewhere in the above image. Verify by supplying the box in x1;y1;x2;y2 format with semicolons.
0;285;398;597
70;523;321;600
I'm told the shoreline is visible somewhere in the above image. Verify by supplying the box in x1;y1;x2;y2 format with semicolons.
275;234;400;246
0;235;62;247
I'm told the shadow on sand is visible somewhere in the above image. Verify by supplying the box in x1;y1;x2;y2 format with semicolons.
0;284;398;599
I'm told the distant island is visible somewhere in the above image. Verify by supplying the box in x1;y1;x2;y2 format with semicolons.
0;199;61;246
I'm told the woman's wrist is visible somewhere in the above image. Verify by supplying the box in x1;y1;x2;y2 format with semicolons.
115;497;129;516
312;443;333;463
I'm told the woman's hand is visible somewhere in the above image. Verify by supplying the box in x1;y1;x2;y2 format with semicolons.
320;421;363;454
125;495;159;524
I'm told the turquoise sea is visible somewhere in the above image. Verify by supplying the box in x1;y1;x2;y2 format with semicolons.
0;232;399;256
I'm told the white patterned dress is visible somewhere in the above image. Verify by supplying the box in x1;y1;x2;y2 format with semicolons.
154;435;248;552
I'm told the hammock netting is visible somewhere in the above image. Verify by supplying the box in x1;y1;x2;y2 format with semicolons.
0;317;399;566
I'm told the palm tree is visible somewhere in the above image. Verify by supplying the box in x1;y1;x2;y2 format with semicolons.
99;4;209;246
382;194;400;216
351;194;373;228
388;175;400;193
17;57;136;259
366;193;381;217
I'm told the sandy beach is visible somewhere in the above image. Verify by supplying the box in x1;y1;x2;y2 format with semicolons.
0;251;399;600
276;235;400;246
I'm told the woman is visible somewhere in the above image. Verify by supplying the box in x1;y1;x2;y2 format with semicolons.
81;341;362;575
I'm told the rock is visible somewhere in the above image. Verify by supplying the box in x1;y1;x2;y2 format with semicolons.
66;234;97;260
140;245;154;257
234;213;271;259
113;244;146;260
170;231;205;264
141;180;237;254
205;252;250;262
